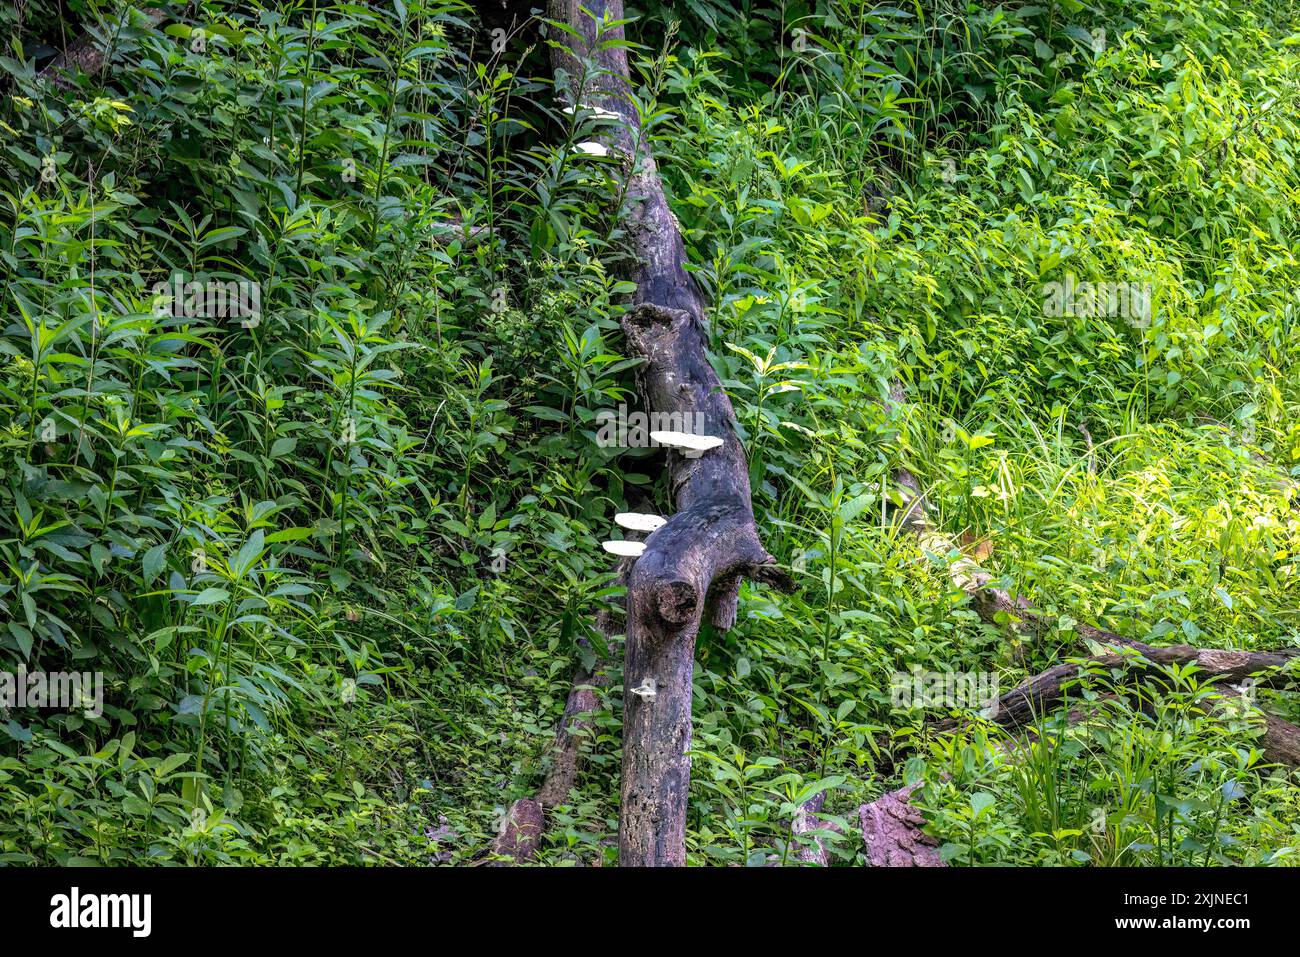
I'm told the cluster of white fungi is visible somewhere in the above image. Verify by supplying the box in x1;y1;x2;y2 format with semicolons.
600;431;723;559
601;431;724;702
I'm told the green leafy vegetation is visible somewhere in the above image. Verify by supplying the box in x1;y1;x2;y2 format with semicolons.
1;0;1298;866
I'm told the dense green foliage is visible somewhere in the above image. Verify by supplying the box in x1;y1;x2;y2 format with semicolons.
2;0;1298;865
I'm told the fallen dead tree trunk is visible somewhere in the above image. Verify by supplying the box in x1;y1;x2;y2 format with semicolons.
1214;687;1300;767
886;388;1289;679
938;643;1299;736
1257;711;1300;765
856;646;1300;866
615;302;790;866
885;382;1298;736
859;783;943;867
492;0;793;868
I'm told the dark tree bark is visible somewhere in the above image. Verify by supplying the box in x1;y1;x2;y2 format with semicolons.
546;0;788;866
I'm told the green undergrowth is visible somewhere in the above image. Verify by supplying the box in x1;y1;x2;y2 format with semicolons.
1;0;1298;865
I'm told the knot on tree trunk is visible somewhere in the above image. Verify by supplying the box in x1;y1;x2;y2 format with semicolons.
622;302;699;352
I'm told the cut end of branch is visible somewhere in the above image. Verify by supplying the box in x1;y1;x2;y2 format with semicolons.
652;579;700;625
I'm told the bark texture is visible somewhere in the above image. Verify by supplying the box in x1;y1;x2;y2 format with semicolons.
859;783;943;867
546;0;787;867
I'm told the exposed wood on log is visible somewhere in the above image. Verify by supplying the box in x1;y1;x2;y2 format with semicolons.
491;796;544;863
789;791;843;866
546;0;789;867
